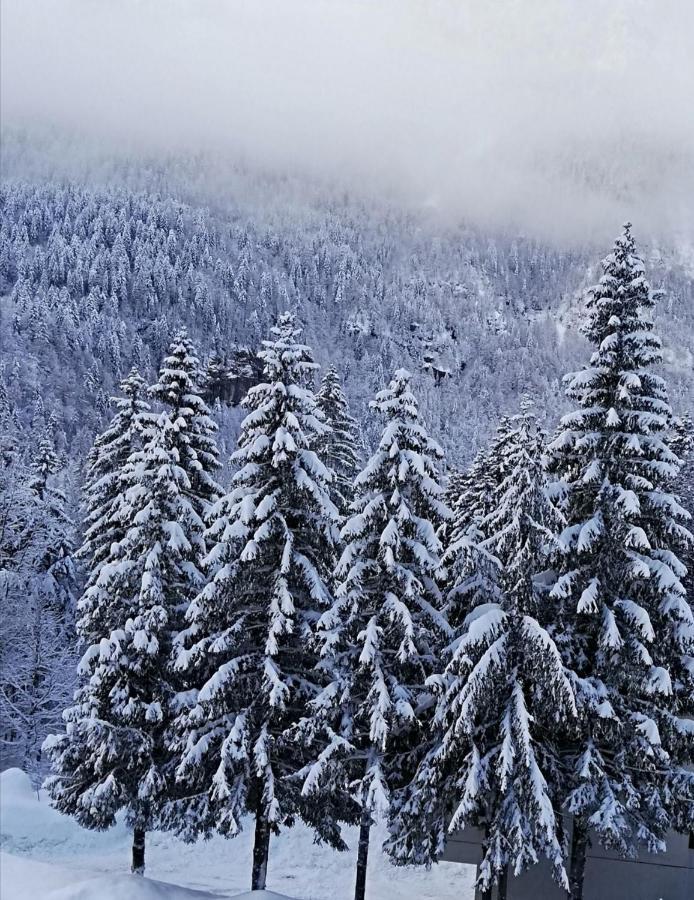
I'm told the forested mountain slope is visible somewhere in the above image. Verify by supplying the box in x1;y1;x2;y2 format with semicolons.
2;143;693;472
1;140;693;778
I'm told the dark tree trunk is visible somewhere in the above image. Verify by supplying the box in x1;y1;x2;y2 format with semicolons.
251;805;271;891
567;818;588;900
476;818;494;900
131;828;145;875
497;865;508;900
354;803;372;900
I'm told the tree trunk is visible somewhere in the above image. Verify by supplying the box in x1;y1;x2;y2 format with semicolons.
131;828;145;875
354;803;372;900
497;865;508;900
567;818;588;900
251;805;271;891
476;818;495;900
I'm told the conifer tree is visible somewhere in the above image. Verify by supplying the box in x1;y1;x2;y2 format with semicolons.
44;412;205;875
169;314;342;892
669;413;694;462
446;416;515;545
443;467;467;523
27;432;78;612
301;369;449;900
150;330;222;524
30;431;61;500
388;403;575;899
314;365;361;519
79;370;150;599
546;225;694;900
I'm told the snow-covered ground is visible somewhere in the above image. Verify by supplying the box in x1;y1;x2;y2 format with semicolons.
0;769;475;900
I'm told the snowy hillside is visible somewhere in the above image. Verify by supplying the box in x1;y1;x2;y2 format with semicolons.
0;769;474;900
2;136;694;473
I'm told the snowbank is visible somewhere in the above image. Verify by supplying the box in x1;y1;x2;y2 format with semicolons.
0;851;297;900
47;874;224;899
232;894;296;900
0;853;79;898
0;855;222;900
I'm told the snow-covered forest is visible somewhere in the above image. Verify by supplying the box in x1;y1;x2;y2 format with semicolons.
2;136;693;899
2;2;694;899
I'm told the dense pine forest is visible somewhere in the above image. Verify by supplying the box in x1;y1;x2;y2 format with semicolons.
1;136;693;900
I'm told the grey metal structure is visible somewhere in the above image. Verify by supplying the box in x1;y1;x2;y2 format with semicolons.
442;825;694;899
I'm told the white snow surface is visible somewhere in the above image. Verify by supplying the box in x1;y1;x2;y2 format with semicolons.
0;768;474;900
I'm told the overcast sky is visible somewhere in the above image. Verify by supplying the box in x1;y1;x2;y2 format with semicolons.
2;0;693;239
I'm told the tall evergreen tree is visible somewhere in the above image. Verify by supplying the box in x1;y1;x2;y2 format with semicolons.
79;369;150;602
388;403;575;898
446;416;515;545
314;365;361;520
44;412;205;875
169;314;342;892
301;369;448;900
545;225;694;900
150;329;223;525
26;432;79;622
30;432;61;499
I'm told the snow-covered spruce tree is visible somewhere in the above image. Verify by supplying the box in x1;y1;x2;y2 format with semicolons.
33;371;151;782
300;368;449;900
169;314;342;892
79;370;150;607
443;466;467;524
315;364;362;520
445;416;514;545
388;402;576;899
669;413;694;463
545;225;694;900
44;412;206;875
433;415;533;696
30;431;61;499
150;329;223;525
26;431;79;624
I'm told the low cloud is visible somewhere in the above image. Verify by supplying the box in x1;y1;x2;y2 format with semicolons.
2;0;693;240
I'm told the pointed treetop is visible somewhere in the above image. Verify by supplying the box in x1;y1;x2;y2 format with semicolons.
259;312;318;384
609;220;640;265
88;367;150;488
519;393;535;416
315;364;361;519
31;430;61;496
120;367;148;399
583;223;654;344
80;367;152;582
150;330;205;410
148;333;222;514
371;368;420;424
272;312;297;338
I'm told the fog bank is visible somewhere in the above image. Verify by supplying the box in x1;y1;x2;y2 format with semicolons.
2;0;694;239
